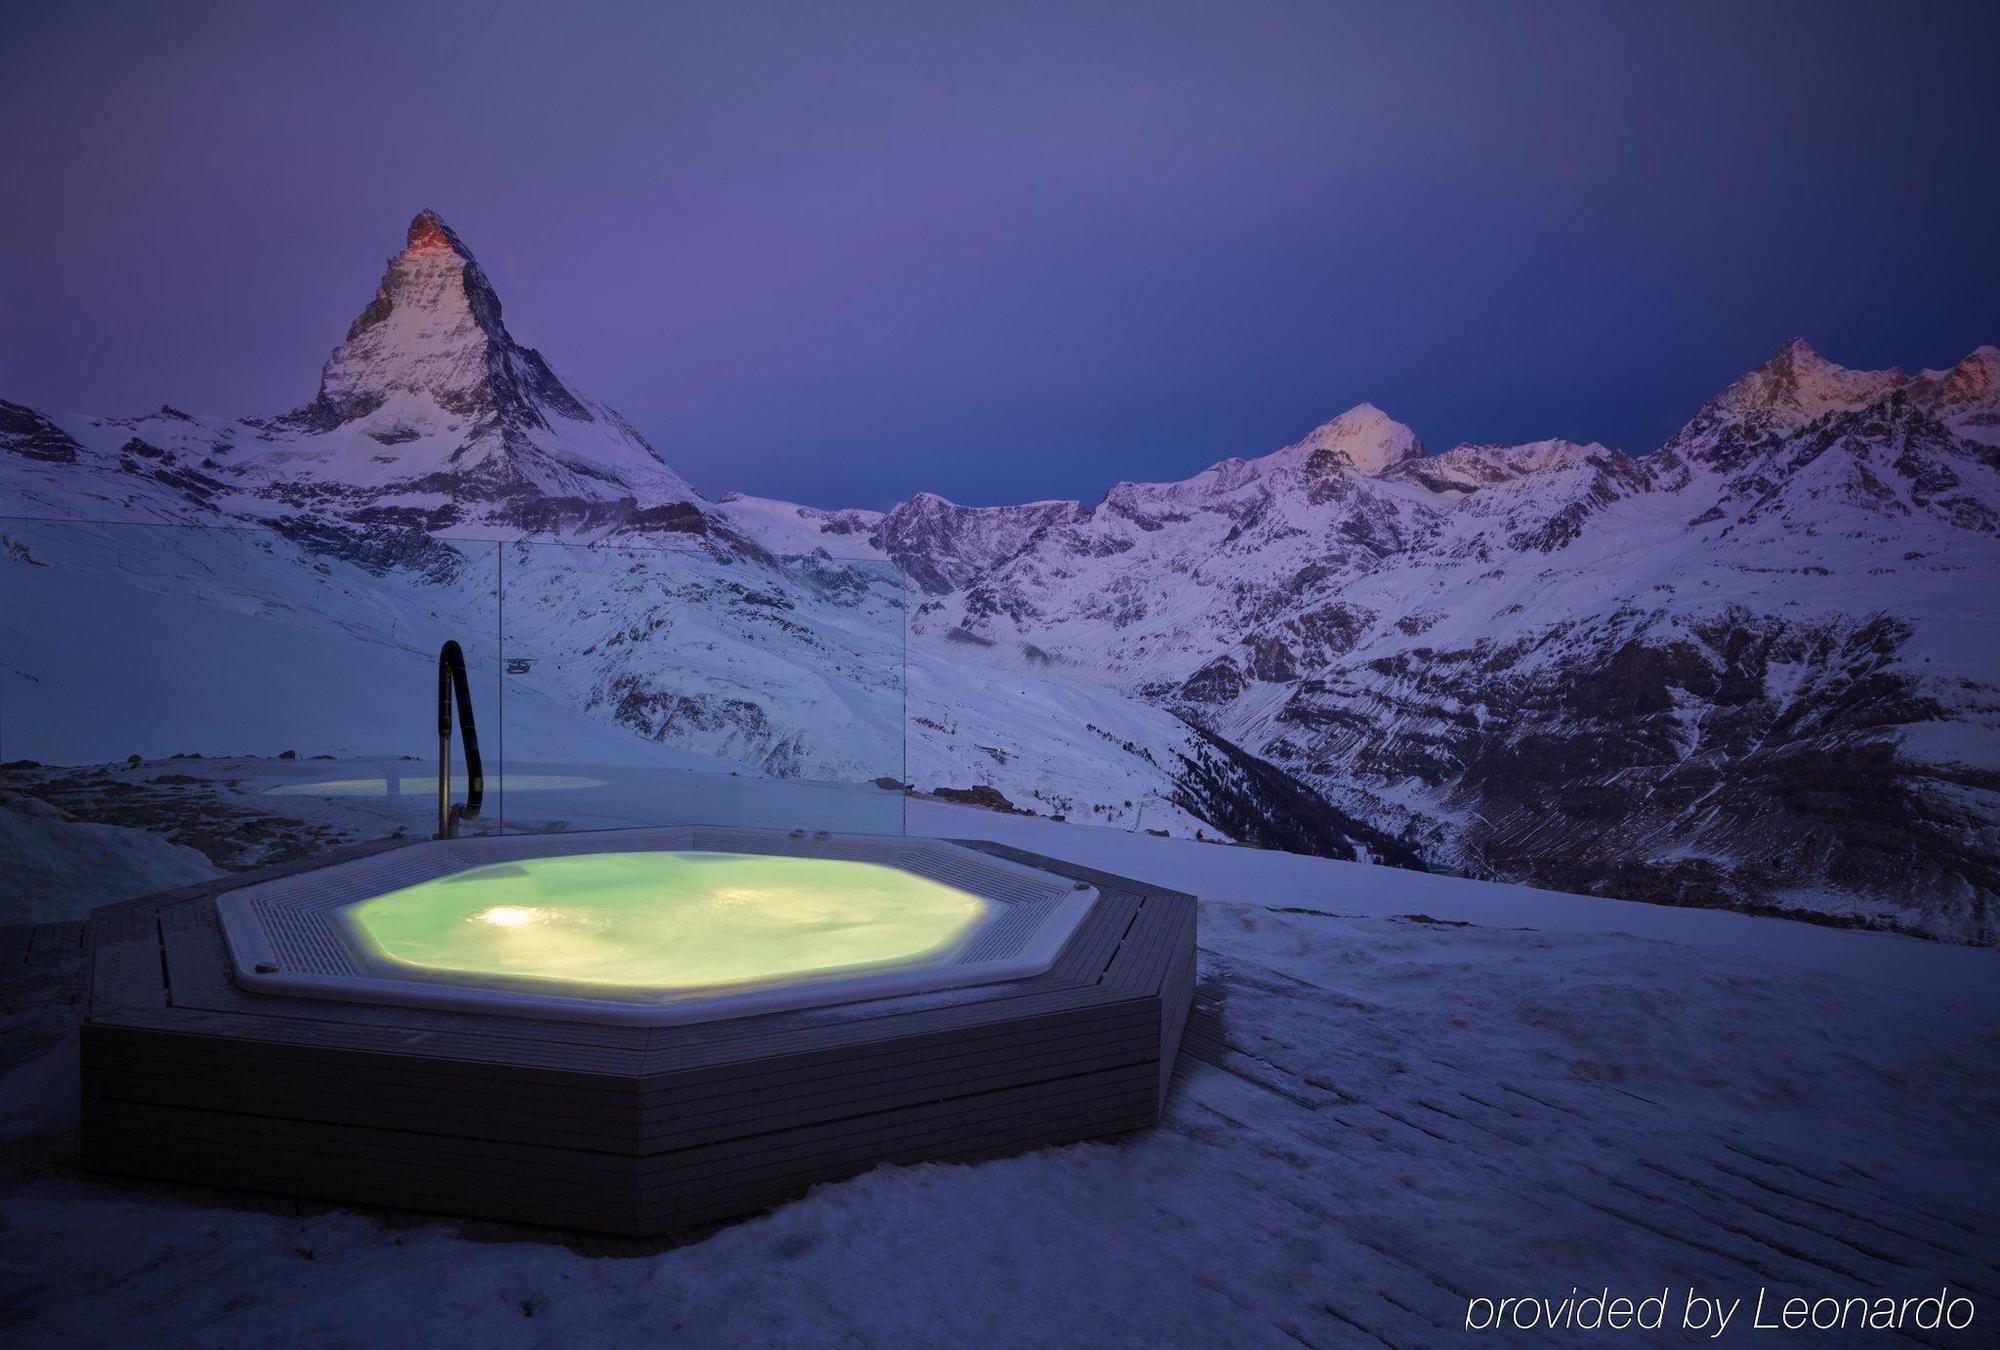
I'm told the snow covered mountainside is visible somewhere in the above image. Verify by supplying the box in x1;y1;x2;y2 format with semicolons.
726;348;2000;944
4;211;1995;941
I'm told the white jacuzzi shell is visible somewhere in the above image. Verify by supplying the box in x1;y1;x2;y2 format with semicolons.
216;827;1099;1027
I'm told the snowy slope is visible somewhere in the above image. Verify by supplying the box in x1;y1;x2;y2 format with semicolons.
0;793;219;921
709;493;885;560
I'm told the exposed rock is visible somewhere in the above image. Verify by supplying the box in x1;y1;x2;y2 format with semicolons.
931;784;1032;814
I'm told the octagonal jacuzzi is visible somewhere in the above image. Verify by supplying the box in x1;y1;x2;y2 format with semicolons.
84;824;1194;1237
218;828;1100;1026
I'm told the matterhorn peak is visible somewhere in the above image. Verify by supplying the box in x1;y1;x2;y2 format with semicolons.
294;208;573;429
1270;402;1423;477
404;207;470;256
256;209;694;510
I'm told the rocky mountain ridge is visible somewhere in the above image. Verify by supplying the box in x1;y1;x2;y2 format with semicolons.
715;339;2000;942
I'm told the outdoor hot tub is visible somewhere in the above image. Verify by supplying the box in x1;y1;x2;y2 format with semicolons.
81;824;1195;1236
216;829;1100;1025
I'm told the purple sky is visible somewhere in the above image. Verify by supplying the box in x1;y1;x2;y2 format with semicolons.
4;1;1996;510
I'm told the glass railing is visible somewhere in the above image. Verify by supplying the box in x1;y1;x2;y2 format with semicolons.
495;537;906;837
0;516;904;896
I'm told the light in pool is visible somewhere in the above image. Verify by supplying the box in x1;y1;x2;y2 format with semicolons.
341;851;994;993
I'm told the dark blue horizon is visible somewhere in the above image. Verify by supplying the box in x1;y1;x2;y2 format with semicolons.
3;0;1996;511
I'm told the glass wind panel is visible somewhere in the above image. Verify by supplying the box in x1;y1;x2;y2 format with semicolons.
497;538;906;837
0;518;502;891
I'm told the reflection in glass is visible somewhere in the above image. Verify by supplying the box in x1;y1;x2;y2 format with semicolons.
0;517;907;890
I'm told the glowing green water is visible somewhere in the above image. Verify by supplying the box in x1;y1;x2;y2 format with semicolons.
342;851;993;992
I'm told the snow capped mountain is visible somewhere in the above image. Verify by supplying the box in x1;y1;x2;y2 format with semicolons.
268;208;698;513
1936;345;2000;428
739;342;2000;942
1;211;701;541
872;492;1087;596
4;209;1994;940
1258;401;1425;478
1391;436;1616;490
1707;336;1908;433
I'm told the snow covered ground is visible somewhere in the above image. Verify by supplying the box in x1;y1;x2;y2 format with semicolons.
2;807;1994;1346
0;794;218;922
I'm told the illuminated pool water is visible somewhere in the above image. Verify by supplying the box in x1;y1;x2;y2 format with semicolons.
343;851;993;992
217;828;1100;1025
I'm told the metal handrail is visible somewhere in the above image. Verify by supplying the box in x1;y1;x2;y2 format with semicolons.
436;639;483;839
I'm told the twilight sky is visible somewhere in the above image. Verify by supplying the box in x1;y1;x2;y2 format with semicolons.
3;1;1996;510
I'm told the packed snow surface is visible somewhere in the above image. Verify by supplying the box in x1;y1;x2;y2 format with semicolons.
1;806;1993;1346
0;796;218;922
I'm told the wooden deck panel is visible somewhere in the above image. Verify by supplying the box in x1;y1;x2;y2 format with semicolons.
82;1025;645;1107
642;1102;1162;1231
1101;898;1164;993
83;1097;645;1188
84;1054;1157;1194
84;901;159;945
0;923;35;968
1087;893;1198;1107
631;998;1156;1106
1044;889;1142;983
85;937;169;1021
90;1003;658;1073
16;919;87;966
82;1060;642;1154
638;1040;1160;1159
85;992;1159;1120
84;1140;647;1233
639;1064;1161;1197
84;1062;1161;1237
82;1012;1158;1155
1154;909;1198;1107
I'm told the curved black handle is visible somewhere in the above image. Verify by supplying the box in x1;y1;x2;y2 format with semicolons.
438;639;483;818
